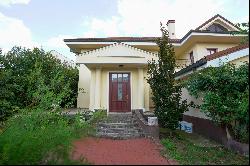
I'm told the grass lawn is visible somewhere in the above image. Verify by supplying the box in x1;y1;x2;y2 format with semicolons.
160;128;249;165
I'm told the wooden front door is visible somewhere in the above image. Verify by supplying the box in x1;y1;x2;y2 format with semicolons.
109;73;131;112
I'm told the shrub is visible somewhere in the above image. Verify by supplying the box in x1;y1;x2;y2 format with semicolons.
0;47;79;121
0;108;105;165
0;109;73;164
184;63;249;143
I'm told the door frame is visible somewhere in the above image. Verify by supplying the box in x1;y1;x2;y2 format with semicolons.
107;71;132;113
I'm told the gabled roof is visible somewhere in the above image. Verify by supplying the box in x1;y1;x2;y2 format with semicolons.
175;43;249;77
64;30;239;44
64;14;242;48
195;14;241;31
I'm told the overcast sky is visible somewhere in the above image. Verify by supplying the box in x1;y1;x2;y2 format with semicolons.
0;0;249;60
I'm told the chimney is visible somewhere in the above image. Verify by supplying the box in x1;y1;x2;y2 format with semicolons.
167;20;176;39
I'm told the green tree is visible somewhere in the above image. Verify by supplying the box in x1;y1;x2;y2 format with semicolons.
0;47;79;121
185;63;249;143
234;22;249;44
147;24;189;130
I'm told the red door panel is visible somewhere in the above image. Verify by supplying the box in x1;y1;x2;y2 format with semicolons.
109;73;131;112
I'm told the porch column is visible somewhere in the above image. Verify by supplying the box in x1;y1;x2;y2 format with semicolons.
94;67;101;110
138;68;144;110
145;80;150;112
89;69;96;111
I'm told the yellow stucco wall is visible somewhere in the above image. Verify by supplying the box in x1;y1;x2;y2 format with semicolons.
77;64;91;108
176;43;238;69
194;43;237;60
181;88;209;119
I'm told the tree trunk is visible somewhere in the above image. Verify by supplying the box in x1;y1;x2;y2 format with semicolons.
226;126;232;140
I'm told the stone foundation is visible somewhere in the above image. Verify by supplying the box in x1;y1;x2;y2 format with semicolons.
132;109;159;141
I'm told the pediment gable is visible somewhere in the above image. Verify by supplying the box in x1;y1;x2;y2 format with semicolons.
196;14;240;32
80;42;157;58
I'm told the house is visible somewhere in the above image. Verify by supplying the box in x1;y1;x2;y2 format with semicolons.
175;43;249;144
64;14;248;115
50;50;75;67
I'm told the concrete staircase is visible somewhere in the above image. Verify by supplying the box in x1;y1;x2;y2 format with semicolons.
96;113;145;139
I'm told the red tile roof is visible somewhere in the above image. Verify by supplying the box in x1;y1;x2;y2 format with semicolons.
205;43;249;61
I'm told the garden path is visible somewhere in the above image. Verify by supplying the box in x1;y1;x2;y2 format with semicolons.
72;137;178;165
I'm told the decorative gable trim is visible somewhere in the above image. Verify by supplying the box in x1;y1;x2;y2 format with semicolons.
79;42;158;57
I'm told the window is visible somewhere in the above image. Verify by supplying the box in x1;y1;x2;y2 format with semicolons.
206;23;228;32
207;48;217;55
189;51;194;64
112;74;117;82
118;83;123;101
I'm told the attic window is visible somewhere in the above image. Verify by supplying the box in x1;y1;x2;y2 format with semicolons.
206;23;228;32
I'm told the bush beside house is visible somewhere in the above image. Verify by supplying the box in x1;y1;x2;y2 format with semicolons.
184;63;249;154
0;47;100;164
0;108;106;165
0;47;79;121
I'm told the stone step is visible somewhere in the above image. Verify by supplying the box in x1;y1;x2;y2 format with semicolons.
97;128;142;134
97;122;138;128
104;115;135;123
107;114;133;118
95;113;145;139
96;132;144;139
102;119;136;123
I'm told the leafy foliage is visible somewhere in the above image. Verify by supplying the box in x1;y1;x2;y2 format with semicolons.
0;108;106;165
0;109;79;165
147;24;189;129
0;47;79;121
233;22;249;44
0;46;108;164
184;63;249;143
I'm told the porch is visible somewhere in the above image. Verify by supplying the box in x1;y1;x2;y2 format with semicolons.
76;42;157;112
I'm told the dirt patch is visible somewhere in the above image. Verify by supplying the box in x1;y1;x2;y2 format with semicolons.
72;137;175;165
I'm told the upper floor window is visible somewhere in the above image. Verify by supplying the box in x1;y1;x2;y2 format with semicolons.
206;23;228;32
207;48;218;55
189;51;194;64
